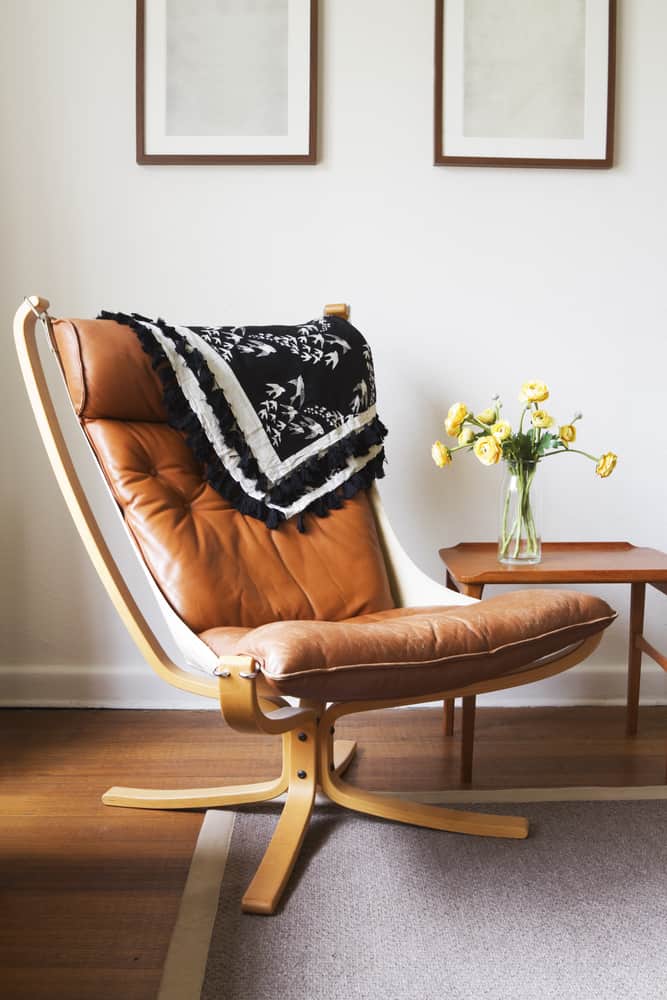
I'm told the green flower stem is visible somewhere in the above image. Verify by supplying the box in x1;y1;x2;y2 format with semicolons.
525;466;538;551
540;447;599;462
500;484;513;555
513;465;524;557
499;461;539;561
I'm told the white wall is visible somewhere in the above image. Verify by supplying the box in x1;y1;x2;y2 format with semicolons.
2;0;666;707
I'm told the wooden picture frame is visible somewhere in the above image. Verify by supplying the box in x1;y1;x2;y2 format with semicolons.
434;0;616;169
137;0;318;165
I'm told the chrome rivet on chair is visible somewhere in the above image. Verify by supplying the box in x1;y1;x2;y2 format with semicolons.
298;732;308;742
297;770;307;779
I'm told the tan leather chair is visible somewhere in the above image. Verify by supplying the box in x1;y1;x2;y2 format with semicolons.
14;297;616;914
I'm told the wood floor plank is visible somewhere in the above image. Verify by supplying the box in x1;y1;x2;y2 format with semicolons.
0;706;665;999
1;969;160;1000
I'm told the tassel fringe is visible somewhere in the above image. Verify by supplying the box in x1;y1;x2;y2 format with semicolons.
99;310;387;531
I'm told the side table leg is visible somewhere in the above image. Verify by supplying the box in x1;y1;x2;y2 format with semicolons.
626;582;646;737
444;698;455;736
443;570;461;737
442;567;459;736
460;695;476;784
446;584;483;774
456;585;483;767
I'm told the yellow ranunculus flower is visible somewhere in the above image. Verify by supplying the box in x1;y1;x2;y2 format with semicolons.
491;420;511;442
532;410;554;429
432;440;452;468
445;402;467;436
476;408;496;425
447;402;467;425
560;424;576;444
473;435;502;466
458;427;475;446
520;380;549;403
596;452;617;478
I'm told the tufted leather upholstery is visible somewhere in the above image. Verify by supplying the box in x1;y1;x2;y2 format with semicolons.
52;319;395;633
53;319;166;421
52;316;616;701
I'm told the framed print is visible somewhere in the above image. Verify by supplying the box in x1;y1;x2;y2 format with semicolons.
137;0;318;165
434;0;616;168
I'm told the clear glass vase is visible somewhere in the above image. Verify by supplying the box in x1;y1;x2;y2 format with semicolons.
498;462;542;565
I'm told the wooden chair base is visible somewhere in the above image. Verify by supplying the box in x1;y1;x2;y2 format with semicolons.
102;738;358;810
103;728;526;913
102;637;601;913
100;655;553;914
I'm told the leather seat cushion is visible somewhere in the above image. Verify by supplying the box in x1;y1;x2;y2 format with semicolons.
200;590;616;701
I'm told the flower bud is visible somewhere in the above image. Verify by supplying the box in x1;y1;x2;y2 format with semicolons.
432;440;452;468
596;452;617;478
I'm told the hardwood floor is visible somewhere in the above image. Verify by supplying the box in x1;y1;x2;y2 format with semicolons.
1;705;666;999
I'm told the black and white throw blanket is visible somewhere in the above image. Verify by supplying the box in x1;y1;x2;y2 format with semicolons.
99;311;387;529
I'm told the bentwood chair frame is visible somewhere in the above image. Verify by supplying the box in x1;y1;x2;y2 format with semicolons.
14;296;603;914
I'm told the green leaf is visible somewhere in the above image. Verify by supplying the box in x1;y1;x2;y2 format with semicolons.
537;433;556;455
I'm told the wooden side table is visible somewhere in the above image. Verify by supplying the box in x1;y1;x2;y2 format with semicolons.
438;542;667;784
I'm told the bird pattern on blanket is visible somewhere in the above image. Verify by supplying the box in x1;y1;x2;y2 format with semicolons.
189;316;374;455
98;309;387;529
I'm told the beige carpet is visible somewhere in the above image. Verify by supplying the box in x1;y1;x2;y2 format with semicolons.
158;787;667;1000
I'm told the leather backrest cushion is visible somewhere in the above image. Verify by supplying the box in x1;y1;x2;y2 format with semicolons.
55;316;395;630
84;419;395;632
53;319;166;421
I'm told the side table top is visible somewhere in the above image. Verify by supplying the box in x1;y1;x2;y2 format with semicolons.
438;542;667;584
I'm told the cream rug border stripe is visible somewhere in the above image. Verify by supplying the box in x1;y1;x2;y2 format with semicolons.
157;810;236;1000
392;784;667;803
159;786;667;1000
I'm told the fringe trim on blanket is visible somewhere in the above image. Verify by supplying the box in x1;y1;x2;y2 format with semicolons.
98;311;387;531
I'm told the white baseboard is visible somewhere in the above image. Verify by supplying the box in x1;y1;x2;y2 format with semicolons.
0;664;215;709
0;661;665;709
